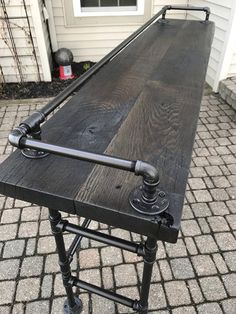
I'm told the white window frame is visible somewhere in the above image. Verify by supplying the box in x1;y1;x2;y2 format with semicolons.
73;0;145;17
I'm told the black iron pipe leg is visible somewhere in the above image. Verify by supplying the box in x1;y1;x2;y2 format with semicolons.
139;237;158;314
49;209;82;314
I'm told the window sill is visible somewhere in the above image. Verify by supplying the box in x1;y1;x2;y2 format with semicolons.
74;11;144;17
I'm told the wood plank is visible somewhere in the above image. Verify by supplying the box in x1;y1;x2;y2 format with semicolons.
0;20;182;215
74;84;198;240
0;19;214;241
75;20;214;241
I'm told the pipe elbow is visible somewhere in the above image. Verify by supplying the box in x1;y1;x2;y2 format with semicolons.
203;6;210;14
162;5;171;11
8;126;28;148
135;160;159;183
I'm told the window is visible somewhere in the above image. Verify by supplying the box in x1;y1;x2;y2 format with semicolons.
73;0;145;17
64;0;151;27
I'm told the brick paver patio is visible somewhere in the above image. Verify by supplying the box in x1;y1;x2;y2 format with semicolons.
0;92;235;313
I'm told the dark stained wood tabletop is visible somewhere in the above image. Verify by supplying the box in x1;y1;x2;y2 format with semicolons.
0;19;214;242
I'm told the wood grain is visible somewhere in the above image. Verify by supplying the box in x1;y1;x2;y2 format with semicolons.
0;19;214;241
0;20;181;212
75;20;215;240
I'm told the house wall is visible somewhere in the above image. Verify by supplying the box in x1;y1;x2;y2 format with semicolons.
49;0;231;91
1;0;236;85
31;0;52;81
229;50;236;77
187;0;236;91
48;0;187;63
227;10;236;78
0;0;51;83
153;0;187;18
41;2;53;73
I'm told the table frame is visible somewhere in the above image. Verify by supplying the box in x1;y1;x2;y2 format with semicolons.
7;5;211;313
49;208;157;314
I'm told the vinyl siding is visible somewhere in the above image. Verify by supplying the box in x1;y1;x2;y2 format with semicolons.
153;0;187;18
229;50;236;76
0;0;51;82
187;0;234;90
2;0;235;85
50;0;143;61
50;0;189;62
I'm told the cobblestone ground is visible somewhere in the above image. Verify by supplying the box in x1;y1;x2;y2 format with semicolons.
0;93;236;314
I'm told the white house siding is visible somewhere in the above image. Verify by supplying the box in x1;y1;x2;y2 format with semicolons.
227;10;236;77
0;0;51;83
41;2;52;73
49;0;188;63
229;51;236;76
50;0;144;62
153;0;187;18
1;0;235;86
187;0;235;91
30;0;52;81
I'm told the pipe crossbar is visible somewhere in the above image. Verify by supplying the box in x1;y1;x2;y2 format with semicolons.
69;276;140;310
58;220;145;257
67;218;91;263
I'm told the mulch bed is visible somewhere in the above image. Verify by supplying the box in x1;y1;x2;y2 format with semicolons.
0;61;95;100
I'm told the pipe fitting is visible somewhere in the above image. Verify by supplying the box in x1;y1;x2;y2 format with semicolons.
144;241;158;264
135;160;159;183
130;162;169;215
161;5;171;19
136;243;145;257
8;125;28;148
163;5;172;10
56;219;68;232
20;111;45;132
133;300;143;311
203;7;210;20
203;7;210;14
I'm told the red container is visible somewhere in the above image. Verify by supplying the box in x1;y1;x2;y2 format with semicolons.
59;65;74;80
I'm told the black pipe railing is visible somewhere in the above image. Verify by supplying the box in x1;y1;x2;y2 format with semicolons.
9;5;210;134
162;5;210;21
18;5;169;130
9;132;159;183
14;5;210;131
8;5;210;215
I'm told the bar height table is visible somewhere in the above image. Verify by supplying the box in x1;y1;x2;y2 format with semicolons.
0;6;214;314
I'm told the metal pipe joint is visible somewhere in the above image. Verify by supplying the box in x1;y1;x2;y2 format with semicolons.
9;123;49;159
56;219;68;233
135;160;159;183
20;110;45;132
8;125;28;148
144;241;158;265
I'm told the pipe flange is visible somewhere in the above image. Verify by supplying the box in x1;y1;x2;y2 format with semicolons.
22;148;49;159
158;18;169;24
64;297;83;314
129;186;169;215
